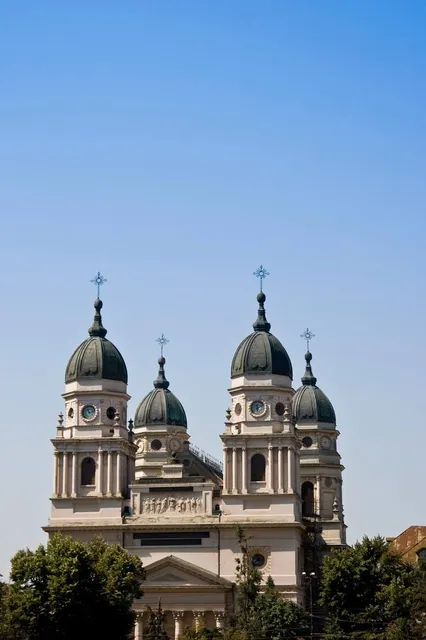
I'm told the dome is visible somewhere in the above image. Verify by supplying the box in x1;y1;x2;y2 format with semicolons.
292;352;336;425
65;299;128;384
231;292;293;379
134;357;187;428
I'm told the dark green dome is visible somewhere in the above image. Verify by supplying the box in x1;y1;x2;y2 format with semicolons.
65;299;128;384
134;357;187;428
231;292;293;379
292;352;336;424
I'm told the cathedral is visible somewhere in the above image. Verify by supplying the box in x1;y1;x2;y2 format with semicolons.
44;270;346;639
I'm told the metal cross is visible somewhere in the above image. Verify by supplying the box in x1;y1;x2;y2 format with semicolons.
90;271;107;298
301;328;315;351
253;265;270;292
156;333;169;356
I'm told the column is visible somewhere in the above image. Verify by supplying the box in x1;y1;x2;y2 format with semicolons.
214;611;225;629
268;443;273;492
222;447;228;494
193;611;204;631
134;612;143;639
97;449;103;496
107;451;112;496
71;451;77;497
62;452;68;497
242;446;247;494
52;451;59;497
172;611;184;640
315;475;321;515
232;447;237;494
278;446;283;493
287;447;293;493
116;451;122;497
295;450;301;495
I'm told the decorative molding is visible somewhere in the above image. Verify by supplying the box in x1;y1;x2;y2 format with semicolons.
141;495;204;515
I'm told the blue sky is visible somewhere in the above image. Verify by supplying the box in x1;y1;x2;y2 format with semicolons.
1;1;426;577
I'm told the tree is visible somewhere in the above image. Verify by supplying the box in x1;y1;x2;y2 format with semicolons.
319;536;418;640
179;628;223;639
6;533;145;640
145;601;169;640
231;528;309;640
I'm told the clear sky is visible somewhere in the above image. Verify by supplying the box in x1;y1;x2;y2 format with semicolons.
1;1;426;578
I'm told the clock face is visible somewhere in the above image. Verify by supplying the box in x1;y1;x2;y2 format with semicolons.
82;405;96;420
251;401;265;415
320;436;331;449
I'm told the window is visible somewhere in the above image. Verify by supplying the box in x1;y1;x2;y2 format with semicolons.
81;457;96;486
417;549;426;561
251;454;266;482
302;481;315;516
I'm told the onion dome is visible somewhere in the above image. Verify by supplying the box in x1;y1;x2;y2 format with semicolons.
134;357;187;428
292;351;336;424
65;299;128;384
231;292;293;379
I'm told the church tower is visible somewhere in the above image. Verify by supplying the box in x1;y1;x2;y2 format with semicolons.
48;276;136;529
133;345;188;479
292;342;346;547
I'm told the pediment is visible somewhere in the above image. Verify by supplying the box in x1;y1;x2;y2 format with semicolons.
144;554;232;588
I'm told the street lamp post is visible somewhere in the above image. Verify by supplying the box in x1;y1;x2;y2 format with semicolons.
302;571;316;640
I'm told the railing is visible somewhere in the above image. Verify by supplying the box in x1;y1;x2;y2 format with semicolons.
189;443;223;476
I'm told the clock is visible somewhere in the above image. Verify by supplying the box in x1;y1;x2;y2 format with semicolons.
82;405;96;420
250;401;265;416
320;436;331;450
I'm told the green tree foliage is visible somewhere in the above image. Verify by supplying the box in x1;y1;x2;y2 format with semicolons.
179;627;223;639
231;528;309;640
319;535;421;640
5;534;145;640
145;601;169;640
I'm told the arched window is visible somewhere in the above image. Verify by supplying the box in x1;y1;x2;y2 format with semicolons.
302;481;315;517
251;454;266;482
81;457;96;486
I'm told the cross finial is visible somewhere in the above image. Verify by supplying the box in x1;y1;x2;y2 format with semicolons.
301;328;315;351
253;265;270;292
90;271;107;298
156;333;169;357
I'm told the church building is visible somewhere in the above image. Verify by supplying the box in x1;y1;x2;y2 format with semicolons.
44;269;346;639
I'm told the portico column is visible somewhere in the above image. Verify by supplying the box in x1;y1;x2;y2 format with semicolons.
53;451;59;497
287;447;293;493
97;449;103;495
71;450;77;497
268;443;273;492
232;447;237;494
134;612;143;639
107;450;112;496
315;475;321;515
223;447;229;493
62;452;68;497
193;611;204;631
242;446;247;494
214;611;225;629
116;451;122;496
172;611;184;640
278;446;283;493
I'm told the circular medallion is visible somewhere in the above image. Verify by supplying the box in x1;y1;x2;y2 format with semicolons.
235;402;242;416
167;437;182;454
68;408;74;419
325;477;333;488
151;439;162;451
302;436;313;448
251;553;266;568
320;436;331;450
250;400;265;416
82;405;96;420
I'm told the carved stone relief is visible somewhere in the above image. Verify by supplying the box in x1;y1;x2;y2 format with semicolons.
141;495;204;515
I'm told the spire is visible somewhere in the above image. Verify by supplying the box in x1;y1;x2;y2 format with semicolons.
253;292;271;332
301;351;317;386
88;298;107;338
154;356;170;389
